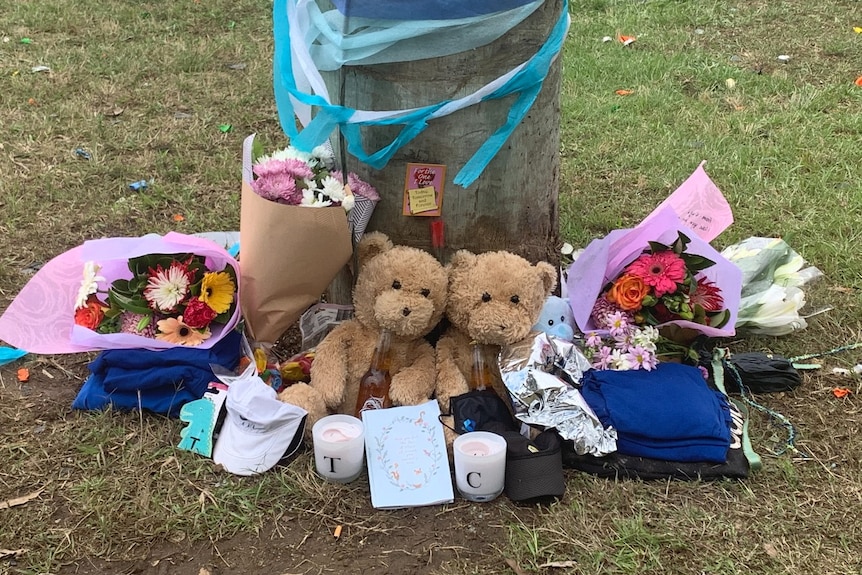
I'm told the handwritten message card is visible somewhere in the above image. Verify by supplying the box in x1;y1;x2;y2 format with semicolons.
403;163;446;217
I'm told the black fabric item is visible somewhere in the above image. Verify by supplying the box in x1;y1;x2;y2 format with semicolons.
482;423;566;502
561;400;749;481
449;389;519;435
561;440;748;481
723;352;802;394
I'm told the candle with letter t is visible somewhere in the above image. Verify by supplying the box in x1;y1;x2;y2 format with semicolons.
312;414;366;482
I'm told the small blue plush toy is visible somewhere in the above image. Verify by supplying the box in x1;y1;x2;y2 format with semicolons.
532;295;576;341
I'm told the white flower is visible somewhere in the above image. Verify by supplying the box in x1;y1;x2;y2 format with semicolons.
737;284;807;335
299;189;317;206
270;146;312;164
311;144;335;168
773;254;805;287
341;194;355;212
720;244;762;262
300;189;332;208
610;348;632;370
75;261;105;309
319;175;345;201
632;326;659;351
143;262;192;312
314;193;333;208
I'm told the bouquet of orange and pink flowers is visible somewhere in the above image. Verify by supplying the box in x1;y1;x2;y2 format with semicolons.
567;204;742;341
74;252;237;346
592;231;730;332
0;233;241;354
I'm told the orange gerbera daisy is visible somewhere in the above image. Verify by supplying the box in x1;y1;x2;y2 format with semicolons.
156;316;211;346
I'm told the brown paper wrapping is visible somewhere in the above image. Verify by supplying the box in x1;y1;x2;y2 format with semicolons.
239;136;353;345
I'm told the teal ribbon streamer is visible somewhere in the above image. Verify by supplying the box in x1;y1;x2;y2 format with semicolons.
0;347;27;366
307;1;544;71
273;0;568;188
788;341;862;367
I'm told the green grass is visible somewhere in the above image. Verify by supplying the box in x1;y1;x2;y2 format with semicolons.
2;0;862;573
559;0;862;288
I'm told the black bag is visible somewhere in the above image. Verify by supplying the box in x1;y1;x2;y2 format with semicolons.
723;352;802;394
482;422;566;503
449;389;519;435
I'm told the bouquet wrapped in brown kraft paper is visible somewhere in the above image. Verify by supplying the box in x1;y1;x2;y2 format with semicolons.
240;134;378;345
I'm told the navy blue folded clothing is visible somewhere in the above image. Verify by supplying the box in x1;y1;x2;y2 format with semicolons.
72;330;241;417
580;363;731;463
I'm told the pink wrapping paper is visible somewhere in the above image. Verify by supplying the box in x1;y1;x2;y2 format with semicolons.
641;160;734;244
0;232;241;354
566;201;742;339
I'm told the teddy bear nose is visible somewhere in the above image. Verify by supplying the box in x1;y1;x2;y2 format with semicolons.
402;307;412;316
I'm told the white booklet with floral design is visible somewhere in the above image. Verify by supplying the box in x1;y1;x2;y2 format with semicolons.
361;400;454;509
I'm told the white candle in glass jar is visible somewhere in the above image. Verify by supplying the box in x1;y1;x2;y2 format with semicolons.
453;431;507;502
312;414;365;483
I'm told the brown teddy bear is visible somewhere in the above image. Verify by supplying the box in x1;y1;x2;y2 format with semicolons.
278;232;448;430
435;250;557;438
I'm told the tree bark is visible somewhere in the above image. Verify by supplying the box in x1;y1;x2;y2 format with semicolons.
322;0;563;303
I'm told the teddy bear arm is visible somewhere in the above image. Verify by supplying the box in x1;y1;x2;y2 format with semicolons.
277;382;327;439
389;342;436;406
309;322;355;410
434;336;470;413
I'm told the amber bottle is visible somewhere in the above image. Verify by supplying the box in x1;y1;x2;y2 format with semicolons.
469;341;498;394
354;329;394;417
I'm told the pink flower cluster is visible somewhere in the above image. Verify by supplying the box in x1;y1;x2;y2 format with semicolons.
625;251;686;297
250;158;314;204
584;311;659;371
593;232;728;330
331;170;380;202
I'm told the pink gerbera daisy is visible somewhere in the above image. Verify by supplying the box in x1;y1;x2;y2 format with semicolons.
626;251;686;297
690;276;724;311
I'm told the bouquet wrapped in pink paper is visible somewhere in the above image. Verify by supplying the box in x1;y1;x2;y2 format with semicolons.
566;164;742;342
0;233;241;354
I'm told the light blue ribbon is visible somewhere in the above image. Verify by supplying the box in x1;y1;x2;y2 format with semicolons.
273;0;568;188
0;347;27;366
330;0;539;21
306;2;544;71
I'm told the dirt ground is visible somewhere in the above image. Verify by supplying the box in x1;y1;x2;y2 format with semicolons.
4;361;544;575
56;505;516;575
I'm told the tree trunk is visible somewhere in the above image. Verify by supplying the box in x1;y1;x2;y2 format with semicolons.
322;0;563;303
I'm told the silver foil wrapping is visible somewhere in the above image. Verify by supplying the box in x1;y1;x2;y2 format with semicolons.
500;332;617;456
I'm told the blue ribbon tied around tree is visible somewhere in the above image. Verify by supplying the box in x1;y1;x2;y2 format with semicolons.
273;0;570;188
330;0;540;20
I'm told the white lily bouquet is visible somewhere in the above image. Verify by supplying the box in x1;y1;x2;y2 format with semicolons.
721;237;823;336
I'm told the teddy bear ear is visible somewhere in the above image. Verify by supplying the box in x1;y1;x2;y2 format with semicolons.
448;250;477;274
356;232;394;268
535;261;558;295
